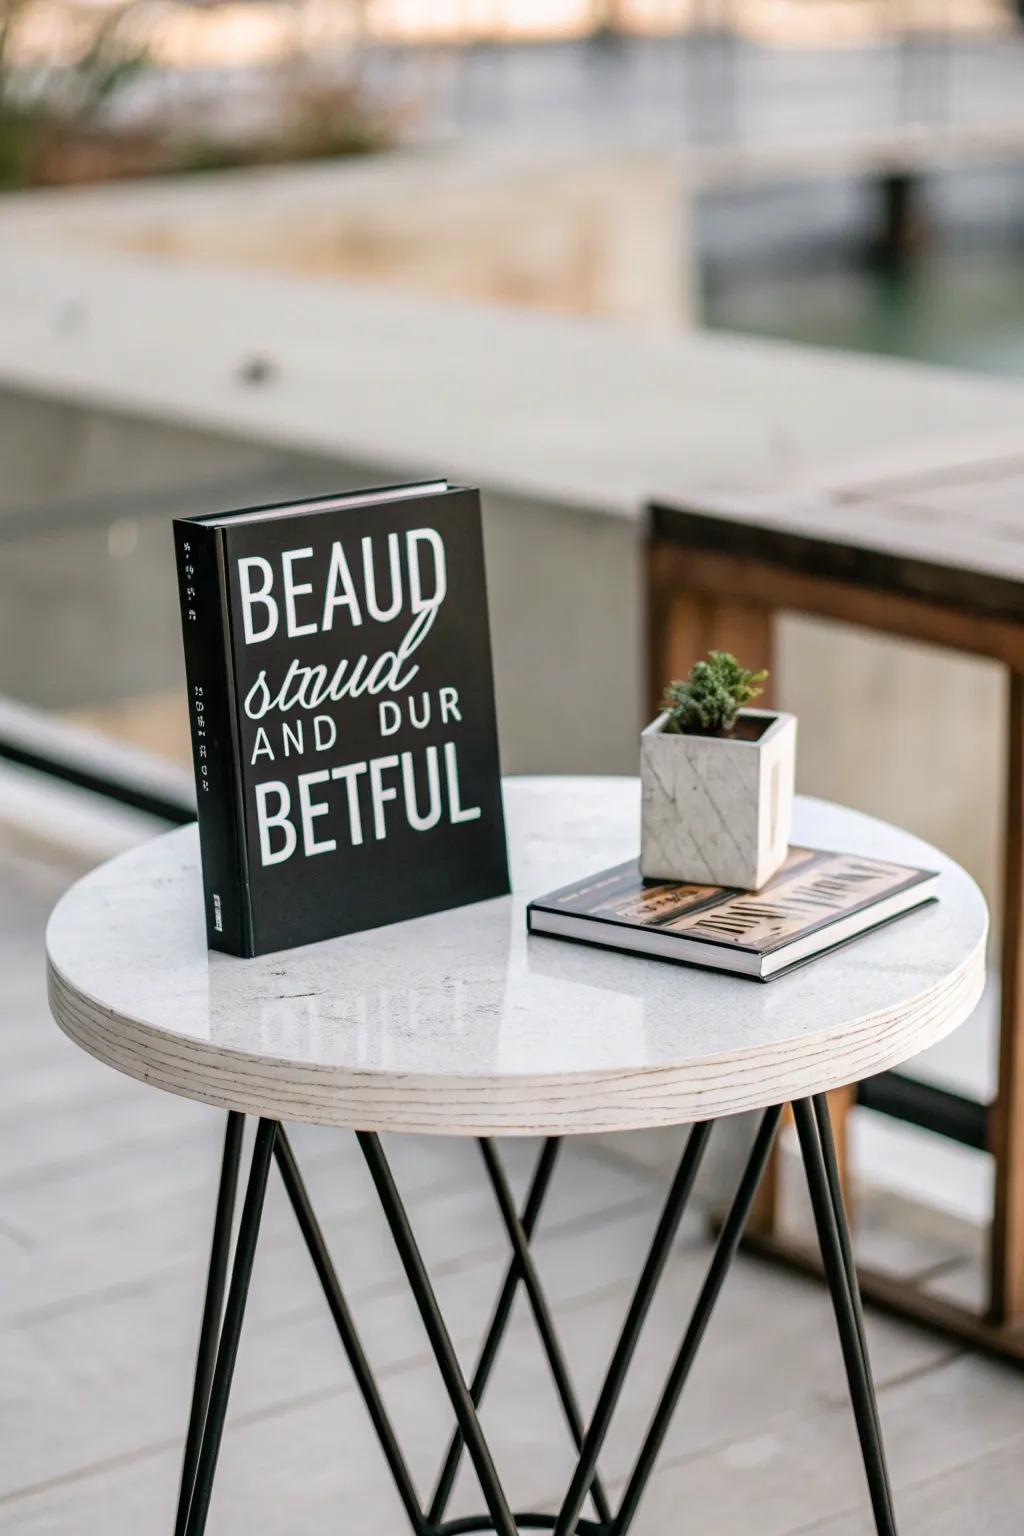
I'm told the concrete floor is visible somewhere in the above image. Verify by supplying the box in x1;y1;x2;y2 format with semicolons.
3;804;1024;1535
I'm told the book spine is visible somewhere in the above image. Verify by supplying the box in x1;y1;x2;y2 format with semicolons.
173;520;252;956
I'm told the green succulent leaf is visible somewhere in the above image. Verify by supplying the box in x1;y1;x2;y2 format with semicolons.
661;651;767;737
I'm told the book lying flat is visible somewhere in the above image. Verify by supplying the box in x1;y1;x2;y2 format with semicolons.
173;480;509;957
527;847;938;981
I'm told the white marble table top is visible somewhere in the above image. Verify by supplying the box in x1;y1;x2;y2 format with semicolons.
46;777;987;1136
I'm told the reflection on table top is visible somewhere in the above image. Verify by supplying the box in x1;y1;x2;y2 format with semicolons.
46;776;987;1135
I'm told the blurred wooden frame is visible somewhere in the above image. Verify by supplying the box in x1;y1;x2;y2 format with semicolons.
646;529;1024;1365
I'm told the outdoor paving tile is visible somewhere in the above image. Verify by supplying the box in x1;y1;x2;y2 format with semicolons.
1;1052;129;1121
0;1263;967;1536
797;1430;1024;1535
623;1350;1024;1536
0;1206;952;1518
0;1070;211;1193
0;1116;494;1245
772;1147;979;1285
0;1104;656;1325
486;1253;953;1486
0;1140;666;1498
917;1253;990;1313
0;1191;661;1493
850;1191;984;1283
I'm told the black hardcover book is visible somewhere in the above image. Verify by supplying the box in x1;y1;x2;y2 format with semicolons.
527;849;938;981
174;481;509;956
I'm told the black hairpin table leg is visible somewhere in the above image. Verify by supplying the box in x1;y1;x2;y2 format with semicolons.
176;1117;277;1536
429;1139;567;1525
272;1126;427;1534
607;1105;783;1536
794;1096;899;1536
171;1099;899;1536
174;1111;244;1536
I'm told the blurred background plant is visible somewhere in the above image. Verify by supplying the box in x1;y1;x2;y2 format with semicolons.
0;0;151;187
0;0;397;190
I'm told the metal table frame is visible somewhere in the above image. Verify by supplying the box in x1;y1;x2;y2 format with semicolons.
173;1098;898;1536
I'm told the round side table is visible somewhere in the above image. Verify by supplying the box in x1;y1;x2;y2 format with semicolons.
46;777;987;1536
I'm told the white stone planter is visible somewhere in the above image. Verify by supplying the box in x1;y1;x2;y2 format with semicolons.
640;708;797;891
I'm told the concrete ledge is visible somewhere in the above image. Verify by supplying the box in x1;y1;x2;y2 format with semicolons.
3;232;1024;512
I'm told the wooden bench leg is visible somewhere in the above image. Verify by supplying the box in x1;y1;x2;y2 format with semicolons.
646;542;778;714
646;548;709;713
991;672;1024;1326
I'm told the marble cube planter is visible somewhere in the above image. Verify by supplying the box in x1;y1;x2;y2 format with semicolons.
640;708;796;891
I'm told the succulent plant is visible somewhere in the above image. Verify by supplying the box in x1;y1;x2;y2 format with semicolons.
662;651;767;737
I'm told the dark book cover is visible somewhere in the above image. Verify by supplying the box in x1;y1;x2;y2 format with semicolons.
527;848;938;980
174;482;509;956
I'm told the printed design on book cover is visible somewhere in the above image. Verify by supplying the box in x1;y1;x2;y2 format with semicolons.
536;848;932;955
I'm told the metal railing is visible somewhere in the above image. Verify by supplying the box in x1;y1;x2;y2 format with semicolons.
0;695;195;826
